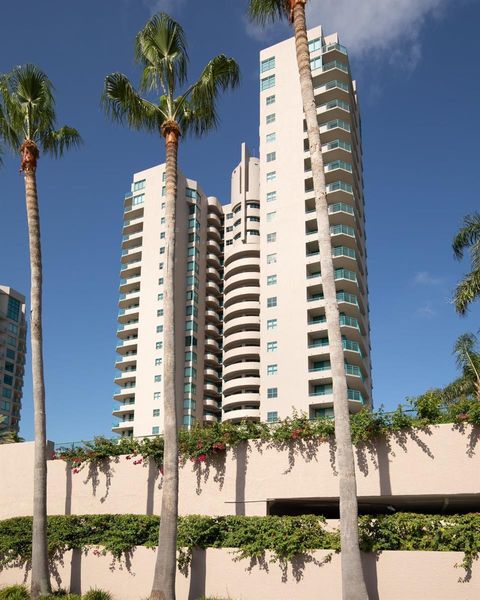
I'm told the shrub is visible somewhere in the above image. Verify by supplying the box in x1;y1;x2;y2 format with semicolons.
0;586;29;600
82;589;112;600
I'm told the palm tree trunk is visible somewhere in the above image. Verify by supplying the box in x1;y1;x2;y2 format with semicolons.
22;143;51;600
150;123;180;600
291;3;369;599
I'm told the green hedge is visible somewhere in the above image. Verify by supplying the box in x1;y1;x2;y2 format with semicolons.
1;513;479;572
54;397;480;468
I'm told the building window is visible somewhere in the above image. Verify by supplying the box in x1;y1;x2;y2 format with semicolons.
161;217;166;224
267;296;277;308
309;37;321;52
157;309;164;317
266;152;276;162
185;351;197;362
155;358;162;366
226;239;233;245
261;56;275;72
159;247;165;254
133;179;145;191
158;277;164;285
266;94;275;105
247;229;260;236
266;171;276;182
267;364;278;375
267;387;278;399
186;305;198;317
185;321;198;332
267;411;278;423
261;74;276;91
161;202;165;209
183;415;195;426
267;341;278;352
226;212;233;219
267;275;277;285
162;186;166;196
7;297;20;321
226;225;233;232
267;232;277;243
155;342;163;350
157;293;164;301
266;113;276;124
184;366;197;378
132;194;144;206
267;211;276;222
154;392;161;400
267;319;278;330
266;132;276;143
156;325;163;333
266;191;276;203
152;426;160;435
267;253;277;264
160;232;165;239
154;375;162;382
153;409;160;417
2;388;12;399
159;262;164;270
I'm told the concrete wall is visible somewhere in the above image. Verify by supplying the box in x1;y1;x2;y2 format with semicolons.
0;547;478;600
0;424;479;519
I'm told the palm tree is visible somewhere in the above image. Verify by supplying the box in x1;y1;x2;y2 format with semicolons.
248;2;368;598
0;65;81;600
452;213;480;314
102;13;239;600
452;333;480;399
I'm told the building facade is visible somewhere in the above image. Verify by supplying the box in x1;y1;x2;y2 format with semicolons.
112;166;224;437
112;26;372;435
0;286;27;432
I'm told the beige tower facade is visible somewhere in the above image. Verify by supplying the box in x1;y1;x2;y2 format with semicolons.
112;166;223;437
255;26;372;422
0;286;27;432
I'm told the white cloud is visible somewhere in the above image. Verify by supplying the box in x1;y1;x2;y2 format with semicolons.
416;304;437;318
141;0;186;15
414;271;444;286
304;0;452;68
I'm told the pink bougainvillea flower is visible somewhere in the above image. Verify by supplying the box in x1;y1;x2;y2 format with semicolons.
72;468;79;474
198;454;207;462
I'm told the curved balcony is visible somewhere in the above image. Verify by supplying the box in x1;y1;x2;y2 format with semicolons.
116;322;139;339
121;247;142;263
119;276;141;295
224;271;260;295
112;403;135;416
204;337;220;353
112;421;134;433
113;387;136;401
207;266;221;282
205;322;221;338
204;367;221;381
114;355;137;370
206;309;221;324
224;247;260;268
206;279;221;296
118;308;140;324
207;238;221;255
204;382;221;396
224;287;259;308
223;300;260;322
222;392;260;410
116;338;138;355
223;329;260;352
207;211;222;227
203;414;219;424
222;408;260;423
224;256;260;279
118;289;140;309
223;376;260;396
114;371;136;386
204;397;222;411
223;361;260;381
223;345;260;366
207;196;223;216
206;294;221;308
207;225;222;242
224;315;260;337
204;352;220;366
207;253;221;268
122;231;143;249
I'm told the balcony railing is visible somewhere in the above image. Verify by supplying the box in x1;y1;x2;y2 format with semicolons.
330;224;355;237
329;203;354;216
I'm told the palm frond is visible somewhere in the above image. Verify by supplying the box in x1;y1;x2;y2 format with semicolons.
248;0;290;24
41;126;83;158
135;12;188;93
442;376;474;404
102;72;163;130
182;55;240;136
453;269;480;315
452;213;480;260
454;333;477;370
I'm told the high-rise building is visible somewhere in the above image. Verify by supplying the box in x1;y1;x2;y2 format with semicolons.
255;26;372;421
113;166;224;437
112;25;372;435
0;286;27;432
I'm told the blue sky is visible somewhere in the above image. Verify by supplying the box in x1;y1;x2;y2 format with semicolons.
0;0;479;442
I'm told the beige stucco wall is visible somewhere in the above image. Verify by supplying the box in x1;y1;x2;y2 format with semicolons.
0;424;479;520
0;547;478;600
